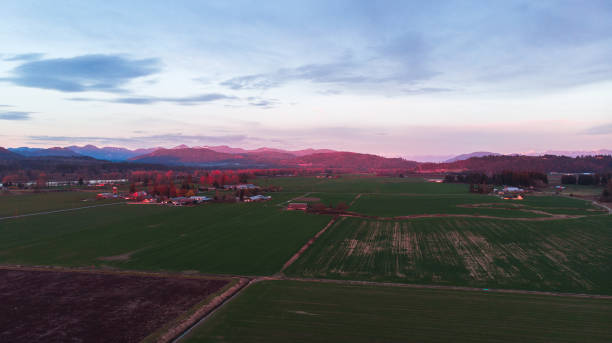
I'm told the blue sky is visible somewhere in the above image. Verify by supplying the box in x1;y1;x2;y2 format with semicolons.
1;0;611;156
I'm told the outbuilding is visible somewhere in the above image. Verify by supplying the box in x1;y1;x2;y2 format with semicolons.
287;202;308;211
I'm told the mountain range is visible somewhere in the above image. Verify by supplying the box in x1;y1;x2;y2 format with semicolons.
3;145;612;172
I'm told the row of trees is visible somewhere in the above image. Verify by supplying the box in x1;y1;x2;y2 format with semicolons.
561;173;610;185
444;171;548;187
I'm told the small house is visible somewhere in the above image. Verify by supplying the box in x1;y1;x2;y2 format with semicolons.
247;195;271;202
96;192;115;199
287;202;308;211
189;196;212;204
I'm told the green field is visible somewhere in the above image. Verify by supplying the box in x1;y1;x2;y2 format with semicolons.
0;193;331;275
253;175;469;194
184;280;612;343
350;193;604;218
290;192;358;207
0;191;119;217
286;216;612;294
1;176;611;341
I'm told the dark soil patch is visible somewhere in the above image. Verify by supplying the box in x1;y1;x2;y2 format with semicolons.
0;268;229;343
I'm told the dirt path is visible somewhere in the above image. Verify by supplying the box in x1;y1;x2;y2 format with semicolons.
274;276;612;299
279;215;339;273
0;202;124;221
592;200;612;214
336;211;585;221
348;193;362;207
166;278;251;343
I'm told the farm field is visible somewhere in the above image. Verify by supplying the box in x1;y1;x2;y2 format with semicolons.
0;267;231;343
0;192;331;275
0;191;118;217
253;175;469;194
350;193;605;218
286;216;612;294
290;192;358;207
183;280;612;343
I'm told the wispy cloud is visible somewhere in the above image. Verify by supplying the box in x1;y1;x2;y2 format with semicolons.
401;87;453;95
220;35;436;92
0;111;33;120
246;97;278;109
1;54;160;93
27;133;249;147
112;93;236;105
67;94;276;107
2;53;44;61
583;123;612;135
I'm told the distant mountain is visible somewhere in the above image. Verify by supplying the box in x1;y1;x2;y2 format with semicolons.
200;145;250;154
444;152;501;163
0;147;24;160
420;155;612;173
128;147;418;170
67;145;159;161
404;154;455;163
203;145;336;157
129;147;247;166
291;148;337;156
9;147;82;157
291;152;419;170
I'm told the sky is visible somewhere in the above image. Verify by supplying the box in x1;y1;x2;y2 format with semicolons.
1;0;611;158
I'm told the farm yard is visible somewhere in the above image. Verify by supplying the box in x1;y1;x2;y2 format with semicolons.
183;280;612;343
285;216;612;294
1;175;611;342
0;267;233;343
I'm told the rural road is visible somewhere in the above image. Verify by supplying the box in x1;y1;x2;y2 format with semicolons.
0;202;123;221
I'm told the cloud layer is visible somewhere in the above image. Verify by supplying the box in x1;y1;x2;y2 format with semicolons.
0;111;32;120
2;54;160;92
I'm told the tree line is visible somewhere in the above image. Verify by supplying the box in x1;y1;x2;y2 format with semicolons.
444;171;549;187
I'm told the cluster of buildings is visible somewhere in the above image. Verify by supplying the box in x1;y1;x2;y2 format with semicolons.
494;186;525;200
222;184;260;190
97;185;273;206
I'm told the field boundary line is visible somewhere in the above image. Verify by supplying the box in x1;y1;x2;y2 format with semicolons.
592;200;612;214
335;211;585;221
166;277;252;343
348;193;362;207
0;264;238;281
0;202;124;220
279;215;339;273
276;192;312;207
278;277;612;299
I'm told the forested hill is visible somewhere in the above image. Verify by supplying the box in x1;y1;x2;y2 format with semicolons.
420;155;612;173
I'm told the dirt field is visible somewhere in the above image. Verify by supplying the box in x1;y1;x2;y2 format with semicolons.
0;268;230;343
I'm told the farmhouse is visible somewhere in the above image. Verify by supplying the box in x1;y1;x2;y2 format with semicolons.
223;184;260;190
502;193;524;200
287;202;308;211
190;195;212;203
246;195;271;202
96;192;116;199
126;191;148;201
503;186;524;193
169;197;191;206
